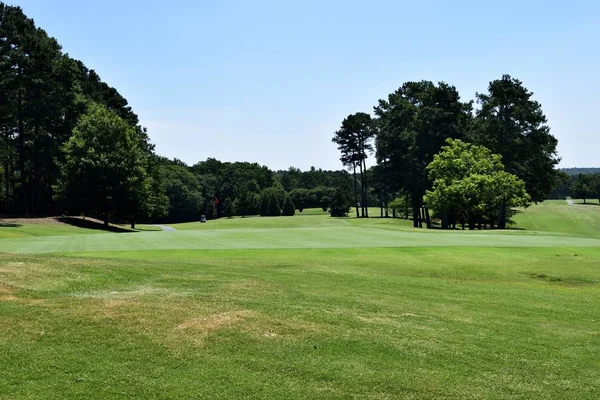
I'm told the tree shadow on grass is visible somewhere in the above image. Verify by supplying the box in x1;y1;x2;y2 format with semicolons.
56;217;135;233
0;222;22;228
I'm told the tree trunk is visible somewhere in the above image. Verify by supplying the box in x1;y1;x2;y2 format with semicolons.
131;221;135;229
4;161;9;211
425;207;431;229
352;164;359;218
498;201;507;229
412;206;419;228
358;161;364;217
583;198;586;204
384;186;389;218
18;85;26;214
104;218;109;227
362;159;369;217
441;205;449;229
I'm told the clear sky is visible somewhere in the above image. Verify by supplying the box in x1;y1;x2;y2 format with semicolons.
8;0;600;170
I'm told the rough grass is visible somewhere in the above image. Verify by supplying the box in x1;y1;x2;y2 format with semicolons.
1;201;600;398
2;248;600;399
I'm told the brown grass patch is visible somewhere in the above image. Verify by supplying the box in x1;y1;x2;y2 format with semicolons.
0;282;17;294
176;310;256;333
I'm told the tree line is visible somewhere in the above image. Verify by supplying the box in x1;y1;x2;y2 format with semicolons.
0;4;357;225
1;4;563;227
332;76;560;228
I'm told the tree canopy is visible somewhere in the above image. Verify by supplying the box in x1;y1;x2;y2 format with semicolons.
56;103;151;226
424;139;530;229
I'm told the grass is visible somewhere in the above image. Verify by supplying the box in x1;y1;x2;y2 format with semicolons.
513;199;600;238
1;200;600;399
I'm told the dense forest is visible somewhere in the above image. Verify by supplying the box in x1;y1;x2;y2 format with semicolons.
0;4;354;226
1;3;585;229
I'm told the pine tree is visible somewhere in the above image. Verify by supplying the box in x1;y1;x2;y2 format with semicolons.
223;197;235;218
282;195;295;216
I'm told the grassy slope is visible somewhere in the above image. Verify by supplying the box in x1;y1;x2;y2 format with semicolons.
513;200;600;238
1;201;600;399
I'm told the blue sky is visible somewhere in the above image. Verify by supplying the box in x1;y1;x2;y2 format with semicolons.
9;0;600;170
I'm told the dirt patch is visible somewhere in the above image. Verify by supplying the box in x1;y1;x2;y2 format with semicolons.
176;310;256;334
0;295;18;301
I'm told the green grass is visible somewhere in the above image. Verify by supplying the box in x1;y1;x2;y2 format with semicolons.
513;199;600;238
1;201;600;399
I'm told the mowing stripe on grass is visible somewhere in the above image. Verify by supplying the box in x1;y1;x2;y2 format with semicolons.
1;225;599;254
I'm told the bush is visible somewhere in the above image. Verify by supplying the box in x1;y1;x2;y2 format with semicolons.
329;186;352;217
282;196;295;216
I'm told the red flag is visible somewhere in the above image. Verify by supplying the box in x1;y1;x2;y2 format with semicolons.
214;196;219;205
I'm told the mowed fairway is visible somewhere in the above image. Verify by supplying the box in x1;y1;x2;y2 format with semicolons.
1;201;600;399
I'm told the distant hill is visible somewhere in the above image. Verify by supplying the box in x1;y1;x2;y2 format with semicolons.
560;168;600;176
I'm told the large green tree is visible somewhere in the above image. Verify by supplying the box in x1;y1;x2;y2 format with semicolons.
424;139;530;229
374;81;473;227
572;174;592;203
332;112;375;218
259;187;281;217
473;75;559;203
57;103;150;226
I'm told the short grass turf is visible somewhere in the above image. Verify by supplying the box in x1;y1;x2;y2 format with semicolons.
1;200;600;399
513;200;600;238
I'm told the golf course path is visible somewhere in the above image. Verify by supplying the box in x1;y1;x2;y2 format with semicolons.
149;225;176;231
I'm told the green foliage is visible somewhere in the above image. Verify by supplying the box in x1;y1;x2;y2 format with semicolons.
588;174;600;202
281;195;295;216
233;184;256;217
159;162;203;222
56;103;150;225
473;75;559;202
206;203;217;220
572;174;592;203
388;194;411;218
260;188;281;217
289;188;310;212
223;197;235;219
329;185;352;217
374;81;473;226
332;112;375;217
424;139;531;229
0;4;144;214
